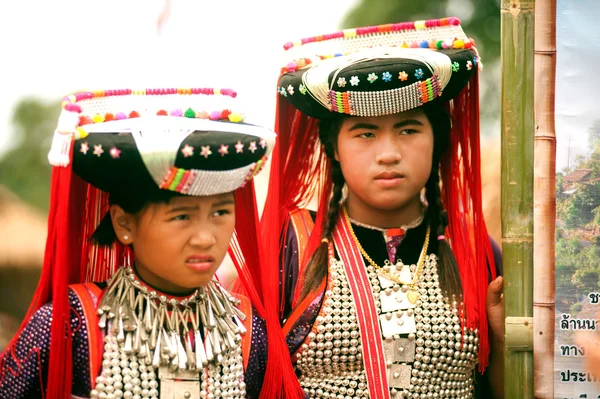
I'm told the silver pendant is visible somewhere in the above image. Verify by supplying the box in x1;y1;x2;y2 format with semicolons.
379;310;416;338
159;365;200;399
383;338;416;363
388;363;411;389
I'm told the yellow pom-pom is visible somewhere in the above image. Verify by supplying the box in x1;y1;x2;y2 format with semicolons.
414;21;426;30
75;127;88;139
213;88;221;95
92;114;105;123
93;90;105;98
401;42;409;48
453;39;465;49
343;29;357;38
228;113;244;123
293;41;302;47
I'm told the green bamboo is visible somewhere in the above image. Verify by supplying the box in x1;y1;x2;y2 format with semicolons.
501;1;535;398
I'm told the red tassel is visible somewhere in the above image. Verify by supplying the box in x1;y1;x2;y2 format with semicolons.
441;72;495;371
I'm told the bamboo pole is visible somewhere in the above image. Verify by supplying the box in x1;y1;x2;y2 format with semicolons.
501;0;535;398
533;0;557;397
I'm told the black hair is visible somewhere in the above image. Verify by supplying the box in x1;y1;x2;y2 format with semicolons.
91;189;182;246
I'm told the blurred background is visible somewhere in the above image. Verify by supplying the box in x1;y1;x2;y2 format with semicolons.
0;0;503;349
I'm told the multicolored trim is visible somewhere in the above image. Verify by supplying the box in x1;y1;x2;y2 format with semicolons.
283;17;462;50
62;87;237;108
326;74;442;116
49;87;245;167
157;156;269;196
283;37;475;74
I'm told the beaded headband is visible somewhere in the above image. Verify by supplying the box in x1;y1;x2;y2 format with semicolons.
50;88;275;196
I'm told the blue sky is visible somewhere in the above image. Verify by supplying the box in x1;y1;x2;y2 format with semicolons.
555;0;600;170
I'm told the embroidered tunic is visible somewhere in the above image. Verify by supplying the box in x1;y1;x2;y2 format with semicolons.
0;283;267;399
282;210;502;398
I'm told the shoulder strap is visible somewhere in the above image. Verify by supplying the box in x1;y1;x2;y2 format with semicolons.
69;283;104;390
289;208;315;267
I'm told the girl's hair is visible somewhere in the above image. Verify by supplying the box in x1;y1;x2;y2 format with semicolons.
91;189;181;246
300;103;463;300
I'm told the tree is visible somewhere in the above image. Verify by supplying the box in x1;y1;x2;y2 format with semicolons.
0;98;60;211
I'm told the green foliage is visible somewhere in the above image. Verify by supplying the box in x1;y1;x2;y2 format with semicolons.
0;97;60;211
556;119;600;311
562;183;600;228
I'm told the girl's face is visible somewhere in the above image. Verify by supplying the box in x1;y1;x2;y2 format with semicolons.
336;109;434;214
111;193;235;294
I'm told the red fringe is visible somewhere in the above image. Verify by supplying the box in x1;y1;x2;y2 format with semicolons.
441;72;496;371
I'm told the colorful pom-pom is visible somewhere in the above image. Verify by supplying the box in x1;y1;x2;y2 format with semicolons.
104;113;115;122
414;21;426;29
209;111;222;120
128;111;140;118
170;109;183;117
157;110;168;116
197;111;209;119
79;116;93;126
75;127;89;139
92;114;105;123
64;103;81;113
184;108;196;118
115;112;127;120
453;39;465;49
228;113;243;123
286;61;298;72
221;110;232;120
419;40;429;48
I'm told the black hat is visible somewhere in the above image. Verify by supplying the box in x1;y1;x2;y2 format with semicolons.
276;17;480;120
48;88;274;196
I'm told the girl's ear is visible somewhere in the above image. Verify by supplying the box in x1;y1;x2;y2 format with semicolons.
110;205;135;245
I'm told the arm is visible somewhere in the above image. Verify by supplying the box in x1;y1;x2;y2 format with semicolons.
0;304;53;398
486;237;504;398
486;276;504;399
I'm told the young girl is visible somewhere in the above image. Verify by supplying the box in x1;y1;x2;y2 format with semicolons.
0;88;277;398
262;18;505;398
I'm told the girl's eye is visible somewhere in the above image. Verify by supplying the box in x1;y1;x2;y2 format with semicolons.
358;132;375;138
171;214;190;221
399;129;418;135
213;209;232;217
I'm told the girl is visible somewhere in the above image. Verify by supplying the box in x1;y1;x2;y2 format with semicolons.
0;88;278;399
262;17;505;398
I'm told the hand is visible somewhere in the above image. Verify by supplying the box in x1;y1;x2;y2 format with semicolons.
486;276;504;342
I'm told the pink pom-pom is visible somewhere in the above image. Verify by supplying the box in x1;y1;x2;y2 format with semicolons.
209;111;222;120
64;103;81;112
170;109;183;117
286;62;298;72
115;112;127;120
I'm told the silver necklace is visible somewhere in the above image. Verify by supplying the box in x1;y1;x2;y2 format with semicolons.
90;266;247;399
